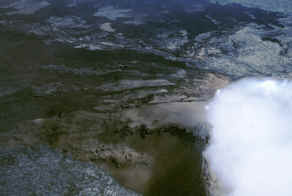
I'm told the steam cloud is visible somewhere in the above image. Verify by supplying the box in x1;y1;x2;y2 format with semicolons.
204;78;292;196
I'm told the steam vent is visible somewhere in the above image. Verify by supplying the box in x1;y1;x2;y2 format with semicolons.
1;0;292;195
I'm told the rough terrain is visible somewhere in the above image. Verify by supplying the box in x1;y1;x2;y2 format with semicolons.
1;0;292;195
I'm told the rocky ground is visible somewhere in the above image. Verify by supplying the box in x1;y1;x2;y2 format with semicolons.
1;0;292;195
210;0;292;13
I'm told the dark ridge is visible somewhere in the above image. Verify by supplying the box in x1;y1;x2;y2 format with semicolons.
262;37;282;46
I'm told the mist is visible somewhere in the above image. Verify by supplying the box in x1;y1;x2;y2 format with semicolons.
204;78;292;196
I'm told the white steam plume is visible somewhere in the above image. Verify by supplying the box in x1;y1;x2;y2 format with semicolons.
204;78;292;196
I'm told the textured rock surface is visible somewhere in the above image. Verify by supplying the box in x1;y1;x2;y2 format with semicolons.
193;22;292;78
0;146;140;196
1;0;292;195
1;100;209;194
0;0;51;15
211;0;292;13
0;0;282;56
94;6;132;20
